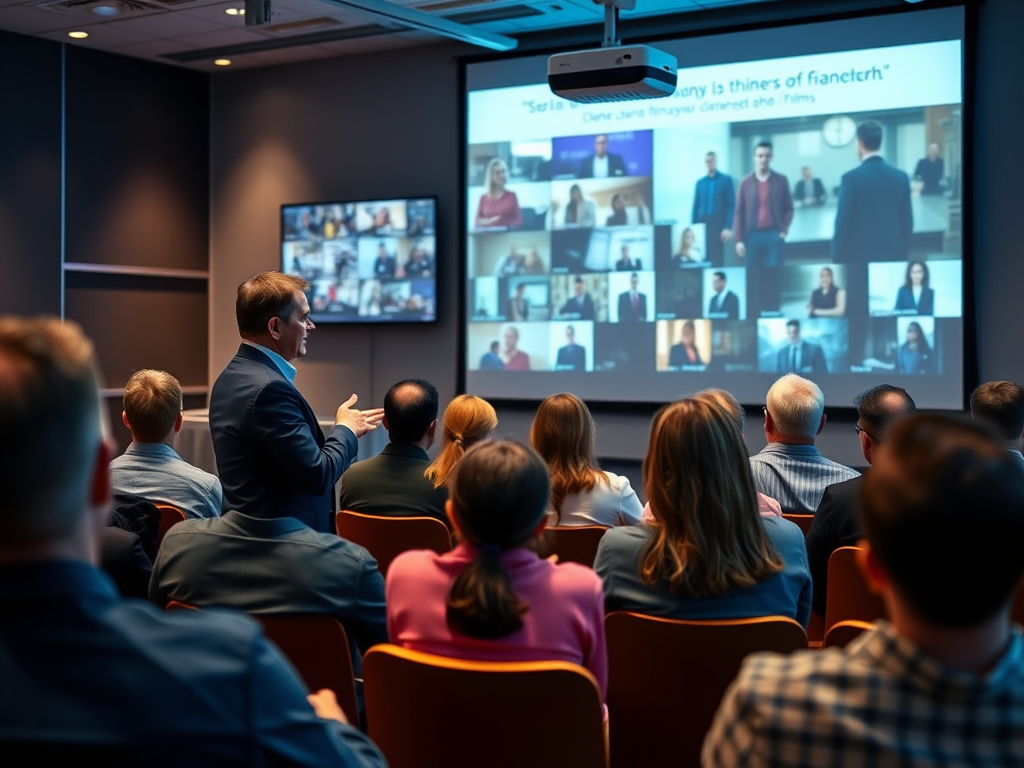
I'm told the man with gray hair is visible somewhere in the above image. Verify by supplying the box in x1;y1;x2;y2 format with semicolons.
749;374;859;514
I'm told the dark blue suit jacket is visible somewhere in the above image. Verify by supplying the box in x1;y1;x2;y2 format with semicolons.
777;341;828;374
556;343;586;370
894;285;934;315
0;561;385;767
831;156;912;262
708;290;740;319
210;344;358;533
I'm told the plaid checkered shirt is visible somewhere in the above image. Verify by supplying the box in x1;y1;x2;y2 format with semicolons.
702;620;1024;767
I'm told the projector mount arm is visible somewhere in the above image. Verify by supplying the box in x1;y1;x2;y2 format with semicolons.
594;0;636;47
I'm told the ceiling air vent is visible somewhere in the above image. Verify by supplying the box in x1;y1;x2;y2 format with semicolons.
445;3;543;23
260;17;346;35
39;0;161;17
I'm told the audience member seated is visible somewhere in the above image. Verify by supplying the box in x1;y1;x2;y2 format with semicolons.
110;369;222;519
749;374;859;513
0;316;384;766
595;396;811;627
423;394;497;491
703;415;1024;766
339;379;448;525
151;505;387;676
969;380;1024;466
100;523;153;600
642;388;782;522
387;441;607;695
806;384;915;616
530;393;642;528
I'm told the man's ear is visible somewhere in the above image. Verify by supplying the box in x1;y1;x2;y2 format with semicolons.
855;540;888;595
427;419;438;439
817;412;827;435
268;316;281;340
382;415;390;432
173;411;184;435
121;411;131;430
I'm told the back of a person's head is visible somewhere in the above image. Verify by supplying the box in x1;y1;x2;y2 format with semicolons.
383;379;438;444
642;396;781;597
424;394;497;489
969;380;1024;442
696;387;745;434
529;393;600;517
861;414;1024;627
445;441;550;639
857;120;883;151
766;374;824;439
854;384;916;437
236;271;308;337
123;369;183;443
0;316;101;548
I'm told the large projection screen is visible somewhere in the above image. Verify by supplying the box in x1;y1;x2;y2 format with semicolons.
464;7;965;408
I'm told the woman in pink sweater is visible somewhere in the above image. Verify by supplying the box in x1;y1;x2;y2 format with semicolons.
386;440;607;698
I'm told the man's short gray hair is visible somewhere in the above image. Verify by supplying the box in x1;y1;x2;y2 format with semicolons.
766;374;825;439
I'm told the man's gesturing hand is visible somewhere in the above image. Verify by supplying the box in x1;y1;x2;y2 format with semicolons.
335;394;384;437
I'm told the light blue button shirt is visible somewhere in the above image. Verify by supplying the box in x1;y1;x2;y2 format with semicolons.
110;442;223;519
242;340;296;384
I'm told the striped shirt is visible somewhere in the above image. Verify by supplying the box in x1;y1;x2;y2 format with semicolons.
703;620;1024;768
749;443;859;514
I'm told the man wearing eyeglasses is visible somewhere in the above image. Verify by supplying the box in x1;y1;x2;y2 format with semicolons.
805;384;916;616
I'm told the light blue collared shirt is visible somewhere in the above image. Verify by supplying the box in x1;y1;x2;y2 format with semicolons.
242;340;296;384
749;443;860;514
110;442;223;519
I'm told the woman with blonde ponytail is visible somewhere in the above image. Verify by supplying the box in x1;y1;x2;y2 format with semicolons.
424;395;497;490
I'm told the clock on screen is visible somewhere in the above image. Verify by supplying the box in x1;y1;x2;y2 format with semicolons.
822;115;857;147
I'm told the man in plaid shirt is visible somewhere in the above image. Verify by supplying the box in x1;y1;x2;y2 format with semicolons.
703;414;1024;767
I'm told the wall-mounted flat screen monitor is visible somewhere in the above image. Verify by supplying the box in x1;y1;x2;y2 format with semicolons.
463;6;966;409
282;197;438;324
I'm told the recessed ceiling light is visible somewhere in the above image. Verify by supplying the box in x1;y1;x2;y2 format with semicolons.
214;58;232;66
91;4;121;15
68;30;89;38
225;7;244;14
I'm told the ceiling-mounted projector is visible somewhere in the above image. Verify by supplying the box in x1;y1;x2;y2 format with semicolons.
548;0;677;103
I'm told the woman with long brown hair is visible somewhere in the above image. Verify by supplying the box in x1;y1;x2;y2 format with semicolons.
529;393;643;527
594;395;811;625
424;395;498;490
387;441;607;696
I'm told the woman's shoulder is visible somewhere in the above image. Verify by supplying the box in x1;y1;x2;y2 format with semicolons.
761;515;806;548
598;523;650;553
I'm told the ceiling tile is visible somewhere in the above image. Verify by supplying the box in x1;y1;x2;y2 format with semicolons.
108;10;226;37
38;23;157;44
0;5;80;33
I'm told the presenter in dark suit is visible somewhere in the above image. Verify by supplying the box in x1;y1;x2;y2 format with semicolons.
707;271;740;319
692;151;735;266
832;121;913;265
559;277;596;320
617;273;647;322
555;325;586;370
777;319;827;374
578;134;626;178
893;261;934;315
210;272;383;533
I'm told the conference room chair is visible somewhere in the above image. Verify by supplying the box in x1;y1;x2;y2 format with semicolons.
823;619;875;648
362;645;607;768
154;503;186;548
544;525;609;567
165;602;360;726
604;612;807;768
252;614;359;726
780;513;814;536
824;546;888;634
335;510;452;576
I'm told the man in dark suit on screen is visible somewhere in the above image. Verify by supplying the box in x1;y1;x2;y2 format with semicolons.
555;325;587;371
210;272;383;533
707;271;740;320
578;134;626;179
832;120;913;264
617;273;647;322
776;319;827;375
559;277;596;320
